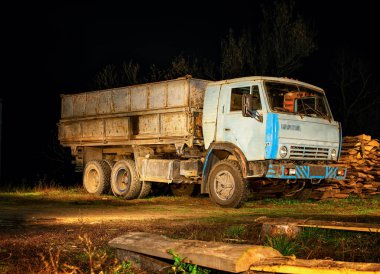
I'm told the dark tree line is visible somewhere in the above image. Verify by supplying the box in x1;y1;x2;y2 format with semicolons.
94;0;379;137
95;1;317;89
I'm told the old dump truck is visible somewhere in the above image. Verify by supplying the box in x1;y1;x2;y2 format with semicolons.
58;76;347;207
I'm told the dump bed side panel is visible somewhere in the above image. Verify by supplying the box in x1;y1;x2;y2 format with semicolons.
59;78;210;147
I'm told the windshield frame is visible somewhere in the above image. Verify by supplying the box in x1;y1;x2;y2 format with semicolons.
263;80;333;120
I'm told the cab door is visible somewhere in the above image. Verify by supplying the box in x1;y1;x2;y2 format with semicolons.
216;81;266;161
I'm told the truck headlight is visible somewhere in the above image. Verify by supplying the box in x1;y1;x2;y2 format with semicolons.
279;146;288;158
331;149;337;160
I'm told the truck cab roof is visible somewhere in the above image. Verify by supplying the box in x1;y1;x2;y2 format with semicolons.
207;76;325;93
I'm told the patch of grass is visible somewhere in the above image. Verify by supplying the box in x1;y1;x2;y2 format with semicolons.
196;216;233;223
264;235;299;256
260;198;306;206
295;228;380;262
38;234;135;274
353;208;378;215
224;225;246;239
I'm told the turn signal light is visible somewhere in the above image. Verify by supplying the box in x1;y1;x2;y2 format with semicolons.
337;169;345;176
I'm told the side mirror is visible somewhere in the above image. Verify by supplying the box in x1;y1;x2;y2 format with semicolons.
242;94;254;117
242;94;263;122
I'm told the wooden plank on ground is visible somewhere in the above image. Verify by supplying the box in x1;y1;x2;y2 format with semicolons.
255;217;380;233
109;232;282;273
109;232;380;273
250;257;380;274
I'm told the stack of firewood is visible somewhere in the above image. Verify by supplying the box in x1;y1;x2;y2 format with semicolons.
314;134;380;199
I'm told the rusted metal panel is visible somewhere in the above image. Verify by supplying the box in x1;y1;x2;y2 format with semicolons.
137;158;180;182
82;119;104;140
138;114;159;135
72;94;86;117
60;122;81;140
105;117;130;137
98;90;113;114
180;159;200;177
190;78;208;108
112;88;129;112
60;117;131;142
130;86;148;111
148;83;167;109
61;96;73;118
167;80;188;107
161;112;188;135
85;92;99;115
59;77;211;148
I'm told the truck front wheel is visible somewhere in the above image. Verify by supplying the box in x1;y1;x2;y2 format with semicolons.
208;160;248;208
111;159;142;199
83;160;111;195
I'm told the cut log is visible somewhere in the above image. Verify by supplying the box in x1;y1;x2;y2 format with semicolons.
357;134;371;141
368;139;379;147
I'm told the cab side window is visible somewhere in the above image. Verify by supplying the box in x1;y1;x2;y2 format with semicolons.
230;87;250;111
230;85;262;111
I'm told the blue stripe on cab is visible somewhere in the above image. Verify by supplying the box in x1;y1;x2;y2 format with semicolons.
265;113;279;159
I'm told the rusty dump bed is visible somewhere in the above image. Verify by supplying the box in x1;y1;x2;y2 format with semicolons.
58;77;210;148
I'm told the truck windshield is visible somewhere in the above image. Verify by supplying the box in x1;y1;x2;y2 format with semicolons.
264;81;331;120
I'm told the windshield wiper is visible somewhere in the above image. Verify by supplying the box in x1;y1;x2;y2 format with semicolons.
297;104;330;121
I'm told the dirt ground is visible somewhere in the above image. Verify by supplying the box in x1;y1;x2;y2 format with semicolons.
0;190;379;273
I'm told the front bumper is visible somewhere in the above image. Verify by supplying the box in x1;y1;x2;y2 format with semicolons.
266;164;347;180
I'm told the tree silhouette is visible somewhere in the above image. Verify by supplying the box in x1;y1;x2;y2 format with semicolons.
331;50;380;133
220;1;317;78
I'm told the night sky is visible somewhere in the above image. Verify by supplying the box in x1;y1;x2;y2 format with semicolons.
1;1;379;182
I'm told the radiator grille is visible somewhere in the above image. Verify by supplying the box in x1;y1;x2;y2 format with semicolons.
289;146;329;159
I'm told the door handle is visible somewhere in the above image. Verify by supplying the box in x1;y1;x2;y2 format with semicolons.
224;128;230;131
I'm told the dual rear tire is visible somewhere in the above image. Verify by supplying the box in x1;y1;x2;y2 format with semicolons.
83;159;151;199
110;159;151;199
83;160;111;195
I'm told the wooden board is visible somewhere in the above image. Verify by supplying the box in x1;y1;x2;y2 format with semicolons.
109;232;380;273
255;216;380;233
108;232;281;273
250;257;380;274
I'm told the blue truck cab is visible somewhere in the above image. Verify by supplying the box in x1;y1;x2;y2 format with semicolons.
202;76;347;207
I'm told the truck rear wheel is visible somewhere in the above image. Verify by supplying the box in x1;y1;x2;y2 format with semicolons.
138;181;152;198
83;160;111;195
111;159;142;199
103;159;115;169
208;160;248;208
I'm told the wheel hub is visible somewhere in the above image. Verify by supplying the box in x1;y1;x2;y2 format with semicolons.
214;170;235;200
116;168;131;192
87;169;99;192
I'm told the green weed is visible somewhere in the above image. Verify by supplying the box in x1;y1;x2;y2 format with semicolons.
167;249;210;274
224;224;246;238
264;235;299;256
